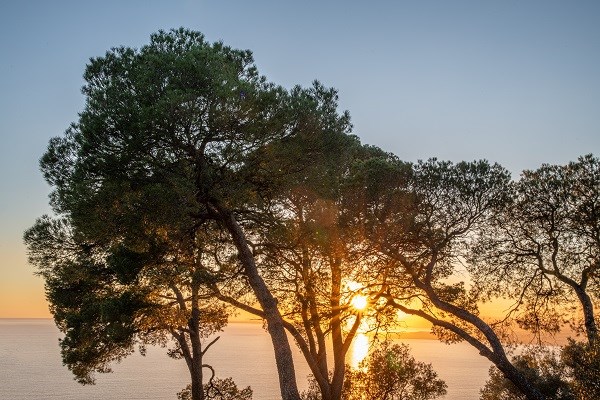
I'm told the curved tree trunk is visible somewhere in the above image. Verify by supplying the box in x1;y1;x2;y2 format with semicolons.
219;209;301;400
571;283;597;344
396;256;548;400
423;287;546;400
546;264;598;344
385;295;547;400
495;359;547;400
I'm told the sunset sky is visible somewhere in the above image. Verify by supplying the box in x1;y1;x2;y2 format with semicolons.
1;1;599;318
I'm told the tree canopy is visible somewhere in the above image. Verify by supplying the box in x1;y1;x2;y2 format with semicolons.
27;28;355;400
470;155;600;343
25;27;600;400
344;342;447;400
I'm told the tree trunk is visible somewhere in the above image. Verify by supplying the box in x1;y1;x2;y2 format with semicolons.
169;285;204;400
414;277;547;400
495;359;547;400
329;258;345;400
551;268;598;344
189;304;204;400
574;285;598;344
219;209;301;400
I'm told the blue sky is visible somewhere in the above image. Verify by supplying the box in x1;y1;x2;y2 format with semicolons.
1;1;599;317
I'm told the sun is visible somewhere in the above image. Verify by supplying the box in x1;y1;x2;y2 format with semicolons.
350;294;368;311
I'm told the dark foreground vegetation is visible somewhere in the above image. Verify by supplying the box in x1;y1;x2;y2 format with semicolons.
25;29;599;400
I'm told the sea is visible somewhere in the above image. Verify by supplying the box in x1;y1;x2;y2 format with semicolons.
0;319;491;400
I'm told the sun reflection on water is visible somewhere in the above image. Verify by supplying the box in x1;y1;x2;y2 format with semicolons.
350;333;369;369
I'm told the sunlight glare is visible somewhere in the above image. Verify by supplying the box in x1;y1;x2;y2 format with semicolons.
350;333;369;369
350;294;368;311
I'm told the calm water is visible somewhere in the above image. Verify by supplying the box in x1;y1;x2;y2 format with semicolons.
0;319;491;399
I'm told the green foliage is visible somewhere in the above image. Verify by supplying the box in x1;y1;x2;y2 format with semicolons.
178;377;253;400
480;348;574;400
24;216;152;384
343;342;447;400
300;343;447;400
371;158;513;333
107;244;152;284
469;154;600;340
27;27;358;400
28;23;600;400
562;339;600;399
27;27;283;388
376;158;512;281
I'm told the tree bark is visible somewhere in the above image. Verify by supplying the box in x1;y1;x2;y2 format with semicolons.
544;252;598;344
391;254;548;400
419;283;547;400
329;257;345;400
218;208;301;400
495;359;547;400
189;295;204;400
574;285;598;344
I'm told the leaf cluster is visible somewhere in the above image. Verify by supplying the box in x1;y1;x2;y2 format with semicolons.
342;342;447;400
